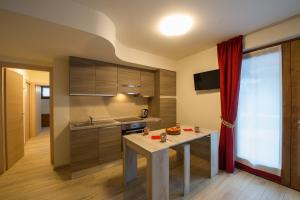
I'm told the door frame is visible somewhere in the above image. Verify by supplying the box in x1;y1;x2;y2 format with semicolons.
0;61;54;174
24;81;30;143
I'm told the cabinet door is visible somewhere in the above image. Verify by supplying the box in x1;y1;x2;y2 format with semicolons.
99;126;121;164
141;71;155;97
160;70;176;96
160;98;176;128
291;39;300;190
70;65;95;95
118;67;141;94
70;128;98;172
95;64;118;96
5;69;24;169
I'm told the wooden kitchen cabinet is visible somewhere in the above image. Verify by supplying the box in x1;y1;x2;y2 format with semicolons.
118;67;141;94
146;121;161;131
148;69;177;129
140;70;155;97
69;65;95;95
69;57;158;97
95;64;118;95
70;125;122;174
98;126;122;164
160;69;176;96
160;98;176;128
70;128;99;172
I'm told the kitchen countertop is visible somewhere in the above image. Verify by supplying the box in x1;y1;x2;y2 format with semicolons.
69;117;161;131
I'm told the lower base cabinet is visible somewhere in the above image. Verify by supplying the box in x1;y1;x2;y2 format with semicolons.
70;125;121;173
99;126;121;164
70;128;99;172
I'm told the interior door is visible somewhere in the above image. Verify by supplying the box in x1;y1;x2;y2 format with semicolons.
5;69;24;169
291;39;300;190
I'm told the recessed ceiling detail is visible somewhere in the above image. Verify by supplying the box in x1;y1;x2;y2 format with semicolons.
159;14;193;36
0;0;175;70
0;0;300;63
75;0;300;59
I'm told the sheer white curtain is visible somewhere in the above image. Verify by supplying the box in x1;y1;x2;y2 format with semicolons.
236;45;282;175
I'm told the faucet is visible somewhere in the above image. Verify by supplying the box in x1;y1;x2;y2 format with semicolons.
89;116;94;125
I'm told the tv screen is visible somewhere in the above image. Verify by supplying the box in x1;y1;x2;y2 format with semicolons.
194;69;220;90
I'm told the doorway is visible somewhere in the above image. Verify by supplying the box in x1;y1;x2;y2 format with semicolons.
0;64;53;173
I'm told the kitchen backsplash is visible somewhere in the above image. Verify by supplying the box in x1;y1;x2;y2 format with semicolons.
69;94;149;122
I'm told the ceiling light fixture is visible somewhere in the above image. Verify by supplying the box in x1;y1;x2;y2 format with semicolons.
159;14;193;36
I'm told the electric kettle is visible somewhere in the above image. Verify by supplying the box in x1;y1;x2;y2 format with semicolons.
141;109;149;118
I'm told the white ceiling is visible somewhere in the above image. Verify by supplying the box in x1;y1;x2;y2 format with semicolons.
75;0;300;59
0;10;157;69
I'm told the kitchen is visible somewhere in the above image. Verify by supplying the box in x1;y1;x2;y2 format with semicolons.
68;56;170;173
68;56;218;199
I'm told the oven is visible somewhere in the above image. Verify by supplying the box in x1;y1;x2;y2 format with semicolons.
116;119;146;151
121;122;146;135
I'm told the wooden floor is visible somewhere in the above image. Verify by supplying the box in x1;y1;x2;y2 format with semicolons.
0;131;300;200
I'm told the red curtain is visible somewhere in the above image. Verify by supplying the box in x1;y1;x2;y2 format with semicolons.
217;35;243;173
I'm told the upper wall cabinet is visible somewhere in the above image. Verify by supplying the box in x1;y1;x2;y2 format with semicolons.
69;57;156;97
69;65;95;95
160;69;176;96
95;64;118;96
118;67;141;94
140;71;155;97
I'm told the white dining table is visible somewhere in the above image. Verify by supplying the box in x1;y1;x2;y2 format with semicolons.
122;125;219;200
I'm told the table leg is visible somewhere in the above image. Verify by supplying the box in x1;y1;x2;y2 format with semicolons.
123;139;137;185
147;149;169;200
210;132;219;178
184;143;190;195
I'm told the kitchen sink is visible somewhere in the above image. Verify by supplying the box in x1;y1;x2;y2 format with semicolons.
71;119;119;129
115;117;144;122
93;120;117;125
72;121;92;127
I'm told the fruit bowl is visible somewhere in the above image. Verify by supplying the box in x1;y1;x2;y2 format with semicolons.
165;127;181;135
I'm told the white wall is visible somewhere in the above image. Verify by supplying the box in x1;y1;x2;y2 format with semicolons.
176;47;220;130
53;57;70;167
244;15;300;51
175;15;300;131
27;70;49;85
10;69;50;85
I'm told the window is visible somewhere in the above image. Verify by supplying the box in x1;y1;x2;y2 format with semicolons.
236;46;282;176
41;86;50;99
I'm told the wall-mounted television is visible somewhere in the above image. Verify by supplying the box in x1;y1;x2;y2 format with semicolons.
193;69;220;90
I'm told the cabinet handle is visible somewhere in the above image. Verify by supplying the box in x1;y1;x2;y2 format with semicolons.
102;126;119;129
122;84;141;88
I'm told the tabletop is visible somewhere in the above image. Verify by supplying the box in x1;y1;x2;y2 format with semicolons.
123;125;217;153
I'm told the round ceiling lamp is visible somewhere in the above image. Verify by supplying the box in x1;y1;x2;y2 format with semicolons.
159;14;193;36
